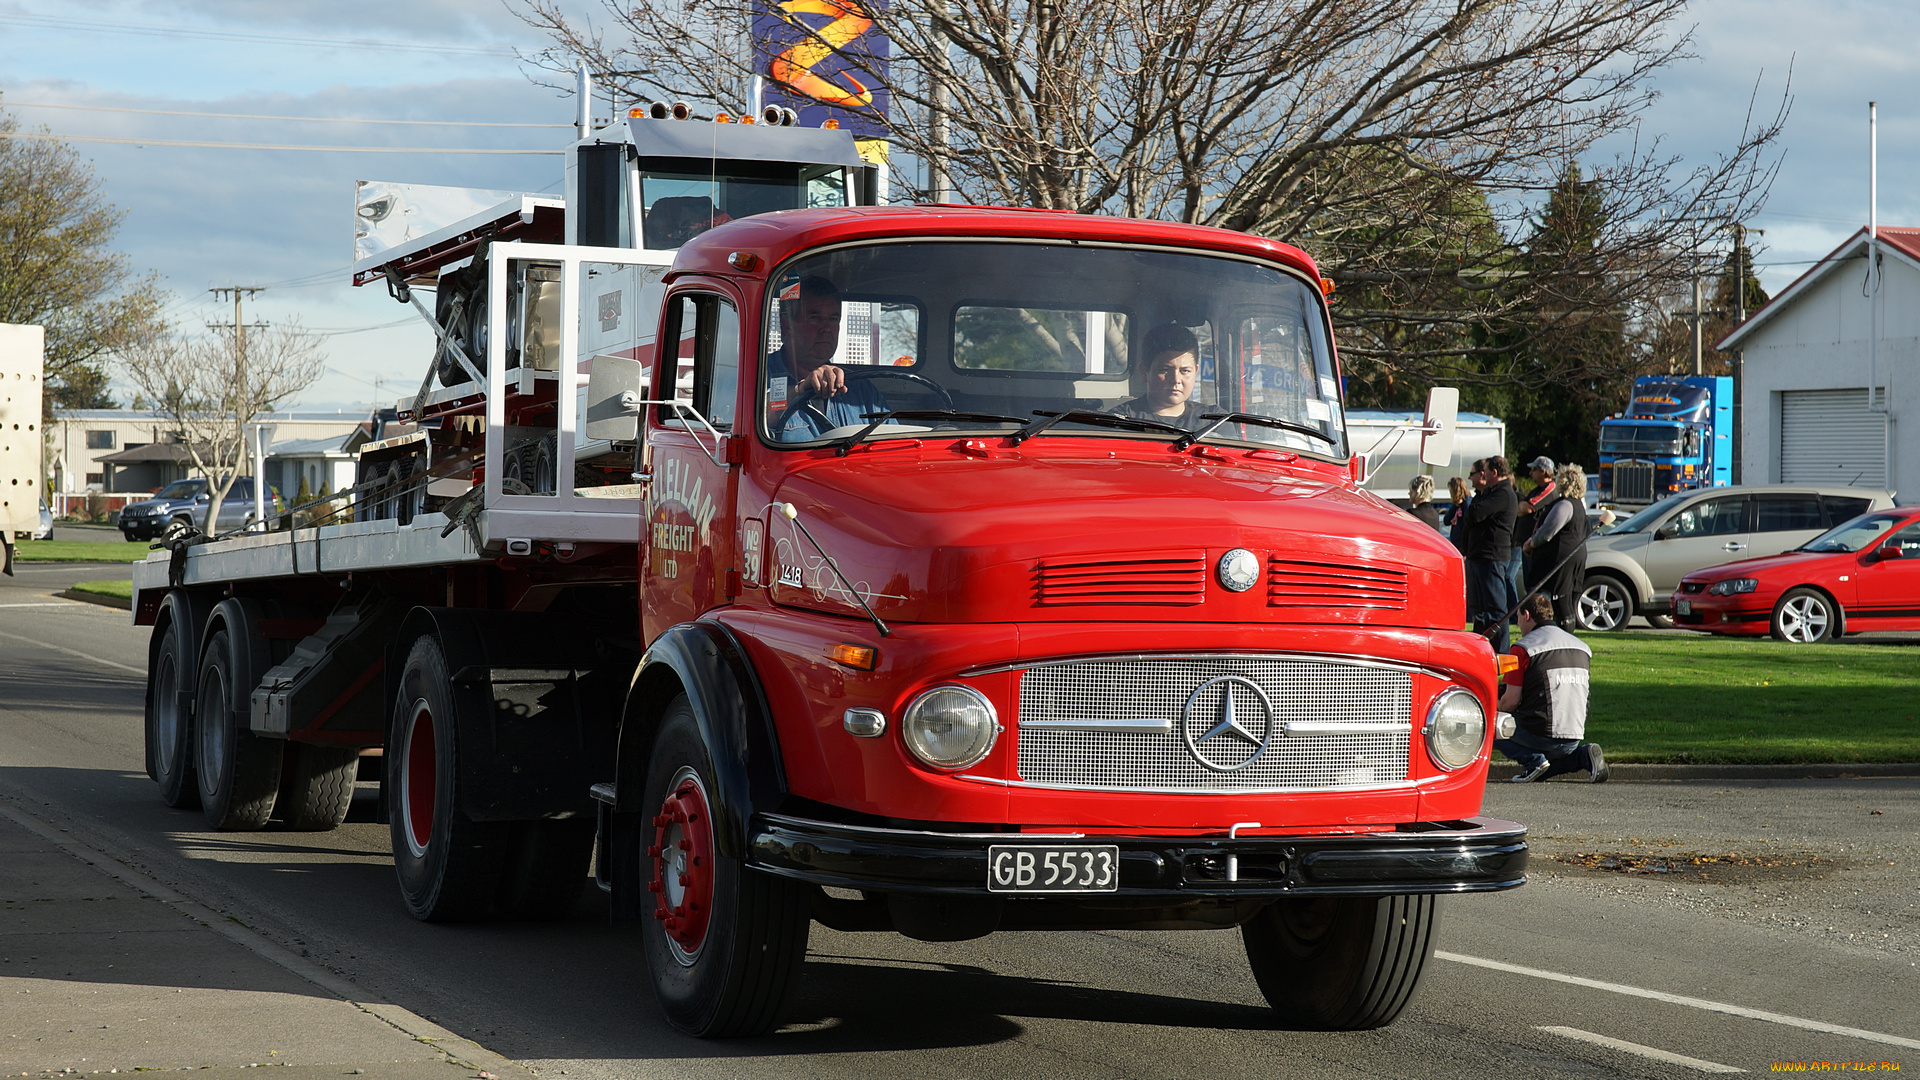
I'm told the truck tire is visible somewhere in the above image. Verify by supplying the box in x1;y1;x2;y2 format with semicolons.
1575;573;1631;632
495;819;596;919
1242;893;1439;1030
194;629;284;830
390;634;506;921
278;744;361;831
640;695;809;1037
147;612;198;809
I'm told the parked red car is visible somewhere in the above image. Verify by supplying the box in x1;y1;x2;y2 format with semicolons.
1673;507;1920;642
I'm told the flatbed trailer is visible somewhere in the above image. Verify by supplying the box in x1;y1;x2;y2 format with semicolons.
132;108;1526;1038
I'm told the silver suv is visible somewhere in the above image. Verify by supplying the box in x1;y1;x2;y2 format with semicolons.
1577;484;1895;631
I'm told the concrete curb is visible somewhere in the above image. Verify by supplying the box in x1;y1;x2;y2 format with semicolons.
59;586;133;610
1487;761;1920;781
0;797;538;1079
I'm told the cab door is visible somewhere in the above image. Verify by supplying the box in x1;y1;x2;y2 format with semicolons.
641;287;744;642
1643;493;1749;601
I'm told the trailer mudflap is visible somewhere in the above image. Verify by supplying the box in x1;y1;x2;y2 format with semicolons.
400;608;625;823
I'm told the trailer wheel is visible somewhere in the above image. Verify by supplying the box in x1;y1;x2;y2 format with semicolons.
194;630;284;830
1242;893;1439;1030
147;613;198;808
495;819;596;919
390;634;505;921
641;695;809;1037
278;744;361;831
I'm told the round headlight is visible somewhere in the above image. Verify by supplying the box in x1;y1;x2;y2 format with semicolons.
901;685;1000;770
1424;688;1487;771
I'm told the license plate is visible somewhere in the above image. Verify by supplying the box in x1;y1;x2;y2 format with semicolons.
1676;599;1691;615
987;845;1119;893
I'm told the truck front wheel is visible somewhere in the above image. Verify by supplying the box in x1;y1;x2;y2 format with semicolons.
640;695;809;1037
390;635;505;921
1242;893;1439;1030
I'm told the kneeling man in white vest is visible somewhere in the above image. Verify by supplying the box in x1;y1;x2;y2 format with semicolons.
1496;592;1609;783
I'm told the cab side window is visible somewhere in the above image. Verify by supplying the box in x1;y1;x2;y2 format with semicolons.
657;293;740;430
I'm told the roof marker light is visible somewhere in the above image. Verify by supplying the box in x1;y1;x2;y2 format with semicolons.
715;111;734;123
822;118;840;129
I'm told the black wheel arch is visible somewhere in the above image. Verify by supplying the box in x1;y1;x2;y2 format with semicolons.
615;621;788;863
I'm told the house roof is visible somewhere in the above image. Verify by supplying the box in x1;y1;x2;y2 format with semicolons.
1718;226;1920;351
95;442;196;464
267;435;357;458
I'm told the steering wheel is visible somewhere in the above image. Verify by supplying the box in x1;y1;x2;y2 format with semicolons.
841;366;955;410
778;368;956;440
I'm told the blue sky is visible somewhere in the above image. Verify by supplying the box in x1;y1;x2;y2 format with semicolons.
2;0;1916;412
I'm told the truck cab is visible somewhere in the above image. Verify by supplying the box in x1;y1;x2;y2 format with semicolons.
1597;376;1732;504
133;111;1526;1043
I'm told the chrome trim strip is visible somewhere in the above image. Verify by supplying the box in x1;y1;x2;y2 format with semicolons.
1282;720;1412;736
955;775;1424;795
1020;717;1174;734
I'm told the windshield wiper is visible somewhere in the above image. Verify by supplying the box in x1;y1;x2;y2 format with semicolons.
1173;411;1339;451
834;409;1029;455
1012;409;1187;445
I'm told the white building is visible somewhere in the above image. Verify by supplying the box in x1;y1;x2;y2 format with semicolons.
1720;227;1918;499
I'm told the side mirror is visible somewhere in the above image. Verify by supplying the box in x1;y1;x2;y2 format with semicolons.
1876;542;1905;561
194;493;210;503
1419;387;1458;467
1654;523;1679;541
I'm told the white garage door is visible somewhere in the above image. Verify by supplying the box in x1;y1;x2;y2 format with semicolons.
1780;389;1887;487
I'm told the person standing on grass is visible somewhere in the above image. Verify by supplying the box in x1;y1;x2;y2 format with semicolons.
1464;456;1518;653
1445;474;1473;553
1497;592;1608;783
1515;455;1556;593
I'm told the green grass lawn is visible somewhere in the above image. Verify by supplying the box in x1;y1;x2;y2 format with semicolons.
1581;631;1920;764
69;579;134;599
12;539;154;563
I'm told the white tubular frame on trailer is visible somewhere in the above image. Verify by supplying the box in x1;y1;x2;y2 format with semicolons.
480;240;671;546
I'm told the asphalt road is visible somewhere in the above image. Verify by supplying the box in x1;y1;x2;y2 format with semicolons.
2;562;1915;1078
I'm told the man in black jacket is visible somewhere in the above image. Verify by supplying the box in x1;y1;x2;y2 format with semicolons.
1464;456;1519;652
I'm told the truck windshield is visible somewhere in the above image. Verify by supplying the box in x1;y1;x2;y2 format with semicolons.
1600;423;1683;456
759;241;1345;457
1799;512;1905;553
640;163;847;249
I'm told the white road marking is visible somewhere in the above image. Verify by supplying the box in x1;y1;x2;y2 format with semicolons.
0;627;146;674
1538;1025;1744;1073
1441;952;1920;1051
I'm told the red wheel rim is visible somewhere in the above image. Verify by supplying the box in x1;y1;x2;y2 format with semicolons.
404;704;437;856
649;772;715;961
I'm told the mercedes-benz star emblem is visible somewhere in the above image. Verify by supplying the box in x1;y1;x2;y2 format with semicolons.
1180;675;1276;772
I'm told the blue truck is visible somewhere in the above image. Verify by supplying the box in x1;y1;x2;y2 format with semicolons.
1596;375;1732;505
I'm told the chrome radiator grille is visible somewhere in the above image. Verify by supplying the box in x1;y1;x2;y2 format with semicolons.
1613;461;1654;503
1015;656;1412;792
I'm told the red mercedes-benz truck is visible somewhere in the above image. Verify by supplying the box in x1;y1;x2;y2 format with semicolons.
132;109;1526;1039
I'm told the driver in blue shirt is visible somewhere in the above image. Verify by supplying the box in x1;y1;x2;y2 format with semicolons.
769;274;887;441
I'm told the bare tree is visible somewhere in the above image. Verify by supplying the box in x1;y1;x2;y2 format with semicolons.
115;322;324;537
0;101;168;410
513;0;1784;396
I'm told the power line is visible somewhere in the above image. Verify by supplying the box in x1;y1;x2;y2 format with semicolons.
4;101;571;129
312;318;420;337
0;12;519;57
0;132;561;154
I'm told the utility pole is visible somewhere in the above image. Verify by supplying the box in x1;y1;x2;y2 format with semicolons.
209;286;268;526
1691;276;1704;376
928;7;953;203
1726;222;1761;485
